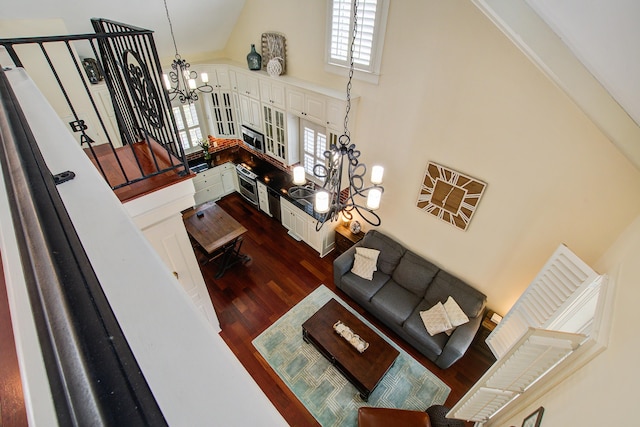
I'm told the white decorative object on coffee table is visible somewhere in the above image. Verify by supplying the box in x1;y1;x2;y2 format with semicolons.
333;320;369;353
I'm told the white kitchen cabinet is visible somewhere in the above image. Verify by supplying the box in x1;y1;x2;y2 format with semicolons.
307;217;336;258
192;162;235;206
281;198;308;242
262;105;299;166
221;164;237;193
238;94;262;131
286;88;326;125
257;181;271;216
259;78;286;109
205;90;237;138
325;97;346;131
280;198;335;257
197;64;232;90
233;70;260;99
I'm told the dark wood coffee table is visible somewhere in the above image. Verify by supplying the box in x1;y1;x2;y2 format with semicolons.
301;299;399;401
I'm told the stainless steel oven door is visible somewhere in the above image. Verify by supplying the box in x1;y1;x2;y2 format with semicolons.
237;174;259;206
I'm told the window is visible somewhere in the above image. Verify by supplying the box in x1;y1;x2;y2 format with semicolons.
172;103;203;151
326;0;389;80
300;120;328;181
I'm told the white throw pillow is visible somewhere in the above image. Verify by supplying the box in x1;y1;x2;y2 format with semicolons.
420;302;453;336
443;296;469;327
351;253;377;280
355;247;380;271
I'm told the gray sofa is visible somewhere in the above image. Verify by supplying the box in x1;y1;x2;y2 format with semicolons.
333;230;487;369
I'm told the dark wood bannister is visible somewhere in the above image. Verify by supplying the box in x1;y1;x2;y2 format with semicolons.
204;193;494;426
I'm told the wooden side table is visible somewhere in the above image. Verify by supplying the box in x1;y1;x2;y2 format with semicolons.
334;224;365;254
473;309;500;362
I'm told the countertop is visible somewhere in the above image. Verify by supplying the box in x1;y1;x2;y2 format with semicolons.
189;146;322;219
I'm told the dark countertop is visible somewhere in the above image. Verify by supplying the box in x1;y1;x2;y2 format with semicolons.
189;146;321;219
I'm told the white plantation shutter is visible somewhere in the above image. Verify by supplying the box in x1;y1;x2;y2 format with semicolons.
448;244;611;425
172;104;204;150
487;244;600;359
301;120;327;177
449;329;584;423
328;0;385;74
330;0;352;64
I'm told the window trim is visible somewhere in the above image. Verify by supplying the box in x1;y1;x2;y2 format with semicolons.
324;0;389;84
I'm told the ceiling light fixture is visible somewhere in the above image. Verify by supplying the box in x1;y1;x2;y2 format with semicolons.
291;0;384;230
162;0;212;103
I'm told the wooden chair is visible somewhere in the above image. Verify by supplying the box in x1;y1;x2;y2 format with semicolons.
357;407;432;427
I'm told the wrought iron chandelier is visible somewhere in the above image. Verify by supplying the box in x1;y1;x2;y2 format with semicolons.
290;0;384;230
162;0;212;103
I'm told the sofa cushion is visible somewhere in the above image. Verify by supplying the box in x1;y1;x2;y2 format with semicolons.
370;280;422;325
403;300;449;356
391;251;440;297
424;270;486;318
340;270;390;302
361;230;406;275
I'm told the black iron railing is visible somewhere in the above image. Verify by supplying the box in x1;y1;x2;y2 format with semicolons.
0;66;167;425
0;19;188;191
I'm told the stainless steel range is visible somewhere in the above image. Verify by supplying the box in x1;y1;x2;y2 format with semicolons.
236;163;259;206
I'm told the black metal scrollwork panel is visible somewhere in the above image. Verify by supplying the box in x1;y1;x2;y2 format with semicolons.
122;50;164;129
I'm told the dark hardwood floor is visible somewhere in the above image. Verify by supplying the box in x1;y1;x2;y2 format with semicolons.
0;256;28;427
203;193;494;426
0;192;492;427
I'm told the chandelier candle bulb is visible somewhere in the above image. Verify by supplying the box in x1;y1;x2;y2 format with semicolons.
293;166;306;185
366;188;382;210
371;165;384;184
188;79;197;90
315;191;330;213
200;73;208;83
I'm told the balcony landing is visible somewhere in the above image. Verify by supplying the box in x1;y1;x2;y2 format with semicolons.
85;140;195;203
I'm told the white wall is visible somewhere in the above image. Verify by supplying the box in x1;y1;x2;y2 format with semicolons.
223;0;640;315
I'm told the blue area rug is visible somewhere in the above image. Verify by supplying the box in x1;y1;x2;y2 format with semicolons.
253;285;450;427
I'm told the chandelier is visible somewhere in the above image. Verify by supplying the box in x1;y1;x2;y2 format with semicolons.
161;0;212;103
290;0;384;230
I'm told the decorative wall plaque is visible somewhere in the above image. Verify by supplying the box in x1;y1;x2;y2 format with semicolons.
416;162;486;231
261;32;286;75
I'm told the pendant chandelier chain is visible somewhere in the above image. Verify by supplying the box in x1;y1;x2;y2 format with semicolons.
343;0;358;142
161;0;212;103
163;0;180;58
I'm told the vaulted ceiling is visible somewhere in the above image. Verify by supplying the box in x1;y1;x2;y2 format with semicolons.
1;0;246;60
3;0;639;167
